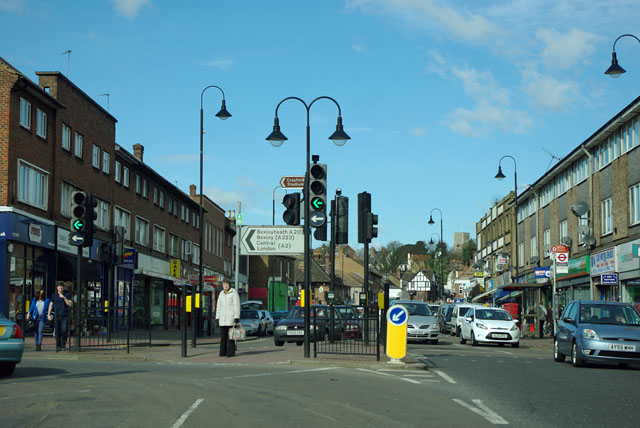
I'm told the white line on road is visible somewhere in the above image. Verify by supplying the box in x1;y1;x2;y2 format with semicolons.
171;398;204;428
400;378;421;384
215;366;338;380
433;370;457;384
453;399;508;425
356;368;393;376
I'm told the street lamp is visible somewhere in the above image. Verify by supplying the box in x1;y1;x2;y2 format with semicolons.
428;208;444;302
495;155;518;286
197;85;230;349
605;34;640;78
267;96;350;358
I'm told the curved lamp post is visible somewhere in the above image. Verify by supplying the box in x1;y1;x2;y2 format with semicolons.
266;96;350;358
428;208;444;301
605;34;640;78
495;155;518;285
196;85;230;349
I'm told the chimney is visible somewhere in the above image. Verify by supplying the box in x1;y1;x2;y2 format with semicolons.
189;184;196;197
133;143;144;162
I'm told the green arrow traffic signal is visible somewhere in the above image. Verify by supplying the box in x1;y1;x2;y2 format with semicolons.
311;196;325;210
73;219;85;231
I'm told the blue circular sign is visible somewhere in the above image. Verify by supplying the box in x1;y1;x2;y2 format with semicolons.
309;211;326;227
387;305;408;326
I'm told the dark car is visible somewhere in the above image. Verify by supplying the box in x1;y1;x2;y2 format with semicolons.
554;300;640;367
271;311;288;326
335;305;362;339
274;305;343;346
439;305;454;334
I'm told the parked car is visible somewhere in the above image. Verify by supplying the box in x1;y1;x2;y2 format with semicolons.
0;312;24;377
257;310;275;335
239;309;265;336
439;305;454;334
241;300;263;310
554;300;640;367
451;303;482;337
390;300;439;344
271;311;288;326
335;304;362;339
459;306;520;347
274;305;343;346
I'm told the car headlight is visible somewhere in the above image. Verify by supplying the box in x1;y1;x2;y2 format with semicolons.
431;324;439;330
251;321;259;327
275;325;287;331
582;329;601;340
510;324;519;331
475;322;488;329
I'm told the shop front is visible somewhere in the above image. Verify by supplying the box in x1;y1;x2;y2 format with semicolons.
616;239;640;310
555;255;591;312
590;247;616;301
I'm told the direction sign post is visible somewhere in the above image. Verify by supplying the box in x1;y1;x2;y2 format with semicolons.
241;226;304;255
279;175;305;189
386;304;408;362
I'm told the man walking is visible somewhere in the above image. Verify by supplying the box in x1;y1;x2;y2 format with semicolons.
48;282;73;351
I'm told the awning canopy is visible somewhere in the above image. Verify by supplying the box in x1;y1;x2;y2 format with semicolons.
57;255;102;282
497;282;548;292
497;290;522;302
472;288;497;302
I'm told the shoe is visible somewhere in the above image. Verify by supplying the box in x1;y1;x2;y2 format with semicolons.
36;345;41;351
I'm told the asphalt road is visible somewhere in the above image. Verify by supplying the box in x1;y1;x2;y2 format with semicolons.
2;336;638;428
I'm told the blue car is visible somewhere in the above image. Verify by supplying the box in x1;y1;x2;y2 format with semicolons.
554;300;640;368
0;312;24;377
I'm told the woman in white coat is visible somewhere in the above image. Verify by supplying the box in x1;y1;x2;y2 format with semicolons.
216;280;241;357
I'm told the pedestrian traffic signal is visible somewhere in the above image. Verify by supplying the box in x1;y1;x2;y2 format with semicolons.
336;196;349;245
282;193;301;225
309;163;327;223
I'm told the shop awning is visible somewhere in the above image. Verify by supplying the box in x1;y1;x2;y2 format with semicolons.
497;282;548;291
57;254;102;282
497;290;522;302
472;288;497;302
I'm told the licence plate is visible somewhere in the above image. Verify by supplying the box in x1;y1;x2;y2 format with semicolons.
410;329;426;335
493;334;509;339
288;330;304;336
608;343;636;352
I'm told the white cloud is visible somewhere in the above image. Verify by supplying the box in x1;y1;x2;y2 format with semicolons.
0;0;25;13
410;127;426;136
537;28;600;71
206;176;267;212
205;57;233;71
112;0;151;19
522;70;580;111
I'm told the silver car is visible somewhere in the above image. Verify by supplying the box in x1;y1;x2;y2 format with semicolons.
554;300;640;367
0;313;24;377
391;300;439;344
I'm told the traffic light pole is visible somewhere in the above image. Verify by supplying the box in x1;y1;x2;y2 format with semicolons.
75;244;82;352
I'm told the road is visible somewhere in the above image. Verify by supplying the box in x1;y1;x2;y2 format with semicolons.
1;336;638;428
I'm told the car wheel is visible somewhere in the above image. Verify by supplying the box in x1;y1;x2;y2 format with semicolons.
431;340;438;345
274;340;284;346
498;343;505;347
553;340;565;362
0;363;16;377
571;341;584;367
511;342;519;348
471;331;478;346
459;331;466;344
296;341;303;346
455;327;461;337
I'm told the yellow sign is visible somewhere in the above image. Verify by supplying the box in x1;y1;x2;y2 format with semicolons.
104;300;109;312
195;293;200;309
170;259;180;278
378;292;385;309
186;295;192;312
300;289;305;308
386;304;408;360
474;271;485;277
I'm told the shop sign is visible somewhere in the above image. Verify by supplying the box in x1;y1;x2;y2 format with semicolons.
601;273;618;285
534;267;551;283
590;248;616;276
616;239;640;272
28;224;42;243
626;279;640;286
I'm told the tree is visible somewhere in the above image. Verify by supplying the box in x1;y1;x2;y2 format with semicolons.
378;241;404;273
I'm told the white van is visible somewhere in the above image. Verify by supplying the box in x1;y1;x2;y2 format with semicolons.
450;303;483;337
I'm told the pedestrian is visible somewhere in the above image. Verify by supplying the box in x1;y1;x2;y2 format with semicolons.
215;280;240;357
47;282;73;352
27;289;50;351
546;304;554;336
538;302;547;338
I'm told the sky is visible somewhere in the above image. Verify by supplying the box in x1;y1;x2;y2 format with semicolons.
2;0;640;250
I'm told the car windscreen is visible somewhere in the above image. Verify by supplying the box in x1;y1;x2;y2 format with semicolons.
286;307;334;319
336;307;355;319
579;304;640;325
476;309;512;321
402;303;432;316
240;310;259;319
445;307;454;318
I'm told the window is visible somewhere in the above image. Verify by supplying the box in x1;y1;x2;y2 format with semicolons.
20;98;31;129
153;187;158;205
18;160;48;209
193;244;200;265
60;182;79;217
114;207;131;240
92;145;100;168
74;132;83;158
153;225;166;253
135;216;149;246
559;220;568;242
135;175;141;194
142;179;148;198
182;240;192;260
93;199;110;231
169;234;179;257
601;198;612;236
631;183;640;226
102;152;110;174
578;212;590;245
158;191;164;208
36;109;47;139
530;235;537;260
544;229;551;258
61;124;71;151
123;167;129;188
168;199;173;214
518;242;525;268
115;161;122;183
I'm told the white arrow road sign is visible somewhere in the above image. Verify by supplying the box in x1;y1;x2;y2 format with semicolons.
241;226;304;255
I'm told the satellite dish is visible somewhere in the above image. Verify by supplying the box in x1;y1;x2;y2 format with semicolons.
578;225;590;236
562;236;573;246
570;201;589;217
530;256;540;264
583;235;596;247
544;244;551;252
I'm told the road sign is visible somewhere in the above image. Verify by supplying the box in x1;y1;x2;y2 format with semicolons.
279;175;305;189
68;232;85;246
386;305;408;361
241;226;304;255
309;211;326;227
551;245;569;254
601;273;618;285
555;253;568;263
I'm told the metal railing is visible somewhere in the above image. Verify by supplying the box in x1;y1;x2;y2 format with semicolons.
313;306;380;361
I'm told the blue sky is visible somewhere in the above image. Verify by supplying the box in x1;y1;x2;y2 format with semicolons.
2;0;640;249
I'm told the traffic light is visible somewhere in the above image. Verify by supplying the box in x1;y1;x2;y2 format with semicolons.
336;196;349;245
314;224;327;241
309;163;327;225
69;191;89;247
282;193;301;225
114;225;126;265
367;212;379;241
85;194;98;247
357;192;370;244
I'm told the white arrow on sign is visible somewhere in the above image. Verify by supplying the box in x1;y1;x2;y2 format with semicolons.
392;312;403;322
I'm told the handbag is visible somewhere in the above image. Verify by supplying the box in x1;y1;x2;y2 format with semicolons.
229;323;246;341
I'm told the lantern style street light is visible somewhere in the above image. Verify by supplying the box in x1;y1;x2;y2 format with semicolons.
605;34;640;78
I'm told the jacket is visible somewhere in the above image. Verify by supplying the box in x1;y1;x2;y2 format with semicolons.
28;298;50;320
216;288;240;327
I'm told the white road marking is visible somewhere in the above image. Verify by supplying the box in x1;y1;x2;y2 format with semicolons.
171;398;204;428
400;378;421;384
433;370;456;384
453;399;508;425
356;368;393;377
495;350;514;355
214;366;337;380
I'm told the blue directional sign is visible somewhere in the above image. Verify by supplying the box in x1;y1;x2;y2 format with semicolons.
388;305;408;326
309;211;326;227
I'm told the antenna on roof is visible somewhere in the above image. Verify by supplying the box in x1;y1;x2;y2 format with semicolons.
542;148;561;172
62;50;72;77
99;93;110;111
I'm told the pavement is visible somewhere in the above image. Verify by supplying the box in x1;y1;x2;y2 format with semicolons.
21;330;554;370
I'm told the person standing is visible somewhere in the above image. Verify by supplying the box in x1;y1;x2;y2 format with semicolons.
538;302;548;338
47;282;73;352
27;289;50;351
215;280;240;357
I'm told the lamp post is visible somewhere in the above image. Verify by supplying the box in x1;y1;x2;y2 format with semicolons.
196;85;231;349
428;208;444;302
605;34;640;77
266;96;350;358
495;155;518;287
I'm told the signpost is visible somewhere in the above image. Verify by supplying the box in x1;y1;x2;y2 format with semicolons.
279;175;305;189
386;304;408;362
241;226;304;255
